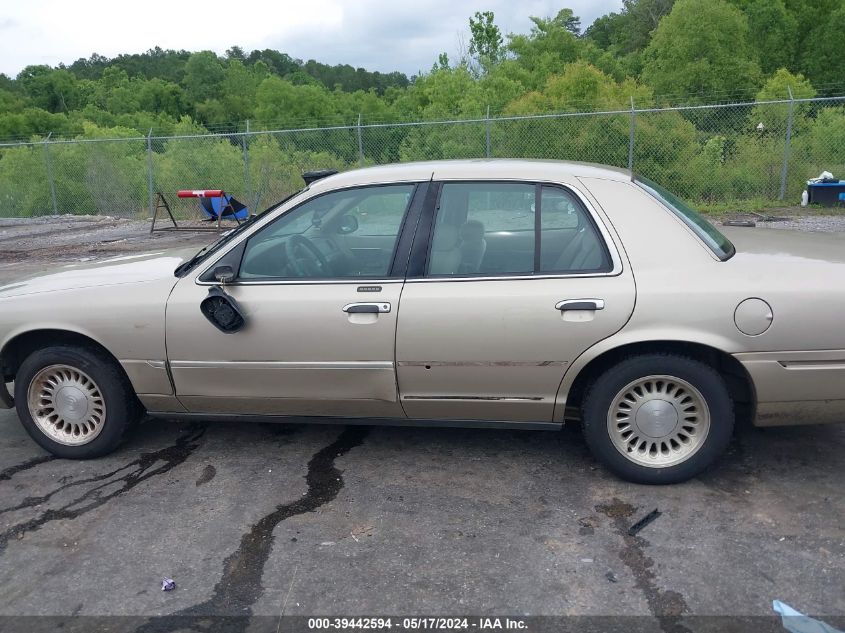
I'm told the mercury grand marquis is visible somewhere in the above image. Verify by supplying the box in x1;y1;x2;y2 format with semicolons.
2;160;843;484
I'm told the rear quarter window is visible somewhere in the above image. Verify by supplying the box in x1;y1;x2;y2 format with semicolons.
635;177;735;261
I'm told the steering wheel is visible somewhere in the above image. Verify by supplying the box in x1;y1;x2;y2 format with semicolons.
280;234;331;277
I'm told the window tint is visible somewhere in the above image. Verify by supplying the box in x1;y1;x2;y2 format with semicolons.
540;186;608;273
541;188;581;230
429;183;534;276
636;176;735;260
347;190;413;236
426;182;610;277
239;184;414;279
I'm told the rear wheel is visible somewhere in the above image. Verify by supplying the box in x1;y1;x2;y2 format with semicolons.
15;345;141;459
581;353;734;484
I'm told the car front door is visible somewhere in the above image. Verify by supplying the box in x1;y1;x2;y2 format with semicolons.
395;179;636;423
164;182;427;418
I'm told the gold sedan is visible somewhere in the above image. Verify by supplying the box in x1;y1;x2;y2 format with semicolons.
2;160;843;484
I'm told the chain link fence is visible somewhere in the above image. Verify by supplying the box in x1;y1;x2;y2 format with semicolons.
1;96;844;220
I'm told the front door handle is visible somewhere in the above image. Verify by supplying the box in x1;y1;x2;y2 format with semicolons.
342;302;391;314
555;299;605;311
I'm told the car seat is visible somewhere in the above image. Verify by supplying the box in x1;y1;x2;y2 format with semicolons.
553;227;604;271
458;220;487;274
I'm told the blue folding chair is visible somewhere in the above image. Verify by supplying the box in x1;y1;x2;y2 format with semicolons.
198;193;249;224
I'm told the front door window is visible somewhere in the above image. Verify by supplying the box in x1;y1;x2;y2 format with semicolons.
239;184;415;280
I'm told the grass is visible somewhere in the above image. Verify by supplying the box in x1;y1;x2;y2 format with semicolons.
695;198;845;217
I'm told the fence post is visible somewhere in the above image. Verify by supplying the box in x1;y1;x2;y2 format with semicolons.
357;113;364;167
42;132;58;215
627;97;636;175
779;86;795;201
146;129;155;219
243;119;251;206
485;105;491;158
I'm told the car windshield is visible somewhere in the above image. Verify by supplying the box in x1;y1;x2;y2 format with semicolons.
635;176;735;261
174;188;308;277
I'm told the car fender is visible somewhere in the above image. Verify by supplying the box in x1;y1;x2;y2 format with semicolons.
553;327;742;421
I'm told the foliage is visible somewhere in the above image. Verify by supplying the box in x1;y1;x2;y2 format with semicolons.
468;11;504;73
744;0;798;76
585;0;675;54
1;1;845;217
798;6;845;87
642;0;762;103
506;11;584;87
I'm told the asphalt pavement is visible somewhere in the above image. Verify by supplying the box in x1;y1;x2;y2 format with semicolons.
0;217;843;632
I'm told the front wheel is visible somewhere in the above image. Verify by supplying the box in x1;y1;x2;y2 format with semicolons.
14;345;141;459
581;353;734;484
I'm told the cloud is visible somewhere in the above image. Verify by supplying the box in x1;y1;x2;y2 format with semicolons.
0;0;622;78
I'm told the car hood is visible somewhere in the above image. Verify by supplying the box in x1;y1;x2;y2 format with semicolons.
0;248;196;299
720;225;845;265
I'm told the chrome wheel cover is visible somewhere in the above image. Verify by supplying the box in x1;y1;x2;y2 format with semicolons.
27;364;106;446
607;374;710;468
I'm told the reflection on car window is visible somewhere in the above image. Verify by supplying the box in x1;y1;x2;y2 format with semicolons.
541;189;580;230
539;186;607;273
427;182;609;277
636;176;735;260
239;184;415;279
430;183;535;276
348;191;414;236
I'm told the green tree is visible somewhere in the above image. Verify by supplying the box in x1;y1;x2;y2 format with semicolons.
225;46;246;61
755;69;815;102
137;78;190;119
17;66;82;113
751;69;816;136
182;51;225;103
468;11;504;69
254;76;338;127
641;0;762;103
744;0;797;75
556;8;581;35
798;6;845;87
507;10;585;87
586;0;675;54
504;61;651;114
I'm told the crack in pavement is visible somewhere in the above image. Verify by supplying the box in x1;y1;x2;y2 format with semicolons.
596;498;691;633
0;425;205;556
134;426;369;633
0;455;56;482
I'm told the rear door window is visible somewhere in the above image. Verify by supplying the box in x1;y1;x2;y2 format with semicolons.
426;182;611;277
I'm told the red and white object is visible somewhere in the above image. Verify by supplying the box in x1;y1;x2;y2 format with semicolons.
177;190;225;198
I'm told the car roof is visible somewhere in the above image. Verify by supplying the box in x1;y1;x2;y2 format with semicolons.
306;159;632;193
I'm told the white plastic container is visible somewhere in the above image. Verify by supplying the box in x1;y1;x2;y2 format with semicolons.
801;189;809;207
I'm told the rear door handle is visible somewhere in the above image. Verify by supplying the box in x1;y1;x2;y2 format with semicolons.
342;302;391;314
555;299;605;311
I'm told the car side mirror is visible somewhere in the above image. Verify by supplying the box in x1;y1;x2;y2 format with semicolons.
213;265;235;284
200;286;246;333
337;214;359;235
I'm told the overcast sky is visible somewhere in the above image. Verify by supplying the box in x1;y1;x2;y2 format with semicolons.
0;0;622;78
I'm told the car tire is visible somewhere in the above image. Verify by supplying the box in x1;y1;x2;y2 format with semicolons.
14;345;141;459
581;353;734;484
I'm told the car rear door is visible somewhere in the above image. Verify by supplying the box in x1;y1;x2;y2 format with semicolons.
164;182;430;418
395;178;635;423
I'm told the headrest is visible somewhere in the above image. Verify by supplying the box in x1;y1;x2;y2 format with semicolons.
460;220;485;242
432;224;460;251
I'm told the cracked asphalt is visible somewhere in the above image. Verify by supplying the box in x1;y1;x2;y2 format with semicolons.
0;218;843;632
